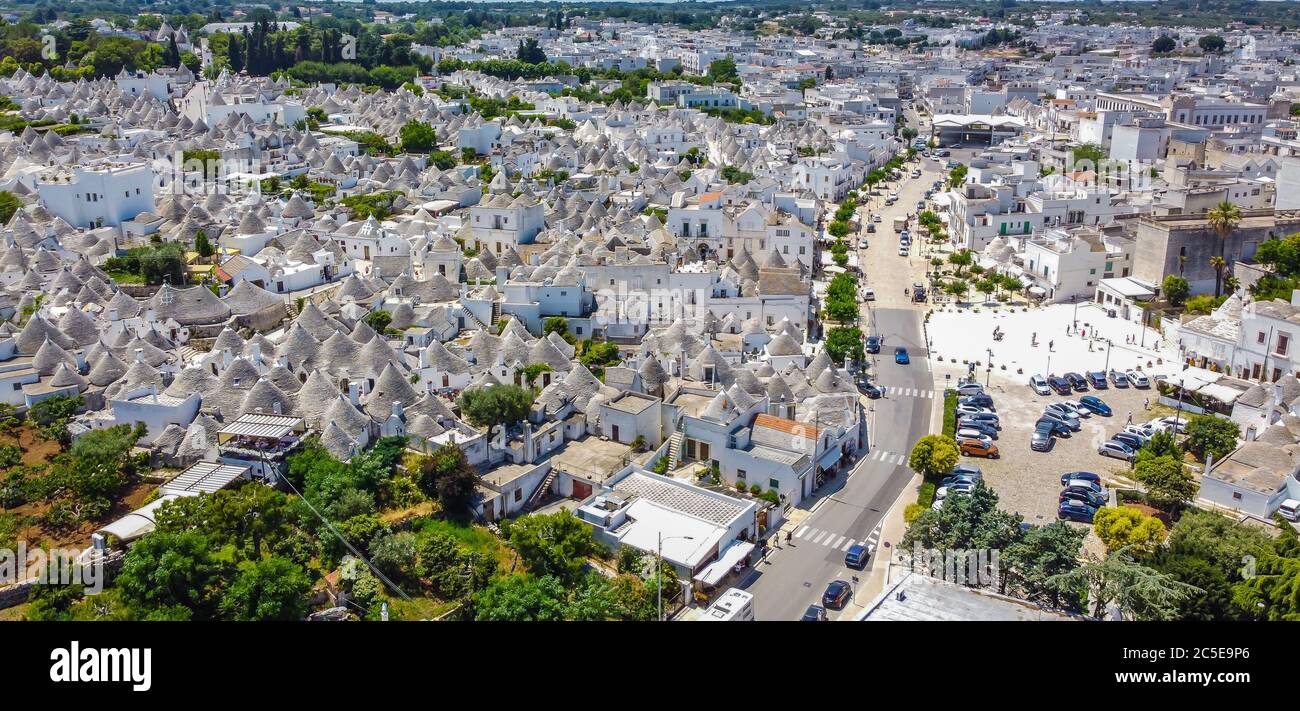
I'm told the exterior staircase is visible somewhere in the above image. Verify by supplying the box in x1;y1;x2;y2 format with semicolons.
490;301;501;327
463;307;490;332
666;427;686;471
522;467;559;512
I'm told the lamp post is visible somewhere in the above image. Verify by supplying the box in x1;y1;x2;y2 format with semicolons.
1072;294;1079;329
658;533;694;622
1103;339;1112;375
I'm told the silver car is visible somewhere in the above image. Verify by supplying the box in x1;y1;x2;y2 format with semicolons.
1029;374;1051;396
1125;370;1151;388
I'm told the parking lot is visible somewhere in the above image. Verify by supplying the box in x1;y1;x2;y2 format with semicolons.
936;362;1159;526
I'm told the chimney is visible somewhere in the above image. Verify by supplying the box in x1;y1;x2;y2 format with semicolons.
495;266;509;283
392;400;404;421
250;342;262;364
108;308;119;322
134;348;144;363
347;380;360;406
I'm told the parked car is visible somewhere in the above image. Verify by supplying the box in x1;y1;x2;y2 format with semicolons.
1111;432;1145;451
956;431;994;449
956;404;996;417
1059;400;1092;418
960;393;995;409
1077;395;1112;417
823;580;853;609
1126;370;1151;388
1064;372;1088;392
1044;403;1082;423
957;419;998;439
865;335;881;354
1047;375;1073;395
862;383;884;399
1036;417;1073;438
1123;423;1156;440
1059;471;1103;486
1040;410;1081;432
866;223;876;234
1031;422;1054;452
954;381;984;396
1064;478;1110;500
1098;440;1136;462
1058;500;1098;523
941;470;982;487
845;543;873;570
1153;416;1188;435
959;438;1000;458
894;347;910;364
960;412;1001;429
937;481;976;500
1029;374;1051;396
1086;371;1108;389
952;464;983;479
801;604;828;621
1108;370;1130;388
1060;488;1107;509
863;287;875;301
898;245;910;256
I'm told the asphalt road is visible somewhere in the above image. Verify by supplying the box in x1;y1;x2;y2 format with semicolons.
741;141;942;621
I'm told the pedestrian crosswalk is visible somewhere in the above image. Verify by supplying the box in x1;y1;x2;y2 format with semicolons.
866;449;909;466
891;387;934;399
791;522;885;553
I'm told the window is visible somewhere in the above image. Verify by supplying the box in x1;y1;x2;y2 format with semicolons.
514;489;522;502
737;469;746;480
769;478;780;490
1258;331;1267;345
1278;334;1290;356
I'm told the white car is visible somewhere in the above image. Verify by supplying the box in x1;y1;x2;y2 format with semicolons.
956;404;995;417
1062;400;1093;418
873;214;883;223
956;429;993;446
1152;416;1188;435
1125;370;1151;388
898;246;909;256
1029;374;1051;396
954;382;984;397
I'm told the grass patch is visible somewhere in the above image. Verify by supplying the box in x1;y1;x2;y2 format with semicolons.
407;517;514;570
942;389;957;438
105;270;145;285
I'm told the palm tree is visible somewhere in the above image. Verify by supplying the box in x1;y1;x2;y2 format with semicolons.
1223;275;1241;295
1209;255;1226;298
1206;200;1241;297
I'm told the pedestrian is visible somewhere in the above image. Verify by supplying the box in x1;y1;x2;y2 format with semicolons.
1144;398;1150;411
1081;329;1086;338
1126;412;1133;425
1049;340;1054;351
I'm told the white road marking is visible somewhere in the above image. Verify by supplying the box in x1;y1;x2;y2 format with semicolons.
842;539;856;551
831;535;846;549
811;530;829;544
795;526;810;539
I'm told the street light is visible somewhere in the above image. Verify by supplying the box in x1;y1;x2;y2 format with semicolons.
658;532;694;622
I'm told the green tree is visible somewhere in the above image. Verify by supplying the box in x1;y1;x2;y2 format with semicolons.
1206;200;1241;297
1197;35;1227;53
473;574;566;621
516;37;547;64
364;309;393;334
502;510;600;583
414;444;479;514
194;230;215;260
1048;547;1201;620
457;384;532;431
1134;455;1198;512
399;119;437;153
903;481;1023;554
1152;34;1176;53
116;531;229;620
0;191;21;224
1162;274;1190;306
824;326;864;366
1135;431;1180;465
706;55;738;83
907;434;960;480
1093;506;1167;555
1184;414;1240;464
219;556;311;621
1001;522;1087;610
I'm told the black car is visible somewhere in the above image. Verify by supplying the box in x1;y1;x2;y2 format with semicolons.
801;604;828;621
1086;371;1108;389
1112;432;1144;450
822;580;853;610
1039;410;1080;433
865;336;881;354
1031;422;1054;452
1060;471;1102;486
1047;375;1072;395
1064;373;1088;392
958;419;998;439
862;383;884;399
960;412;1001;430
1035;417;1072;438
960;393;995;409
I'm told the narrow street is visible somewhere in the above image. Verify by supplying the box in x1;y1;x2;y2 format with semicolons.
741;122;945;620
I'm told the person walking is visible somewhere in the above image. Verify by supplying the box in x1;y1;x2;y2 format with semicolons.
1144;398;1150;411
1126;412;1133;425
1049;340;1054;351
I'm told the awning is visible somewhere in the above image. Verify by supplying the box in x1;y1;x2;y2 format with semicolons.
1027;285;1048;296
693;541;756;586
96;495;180;544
